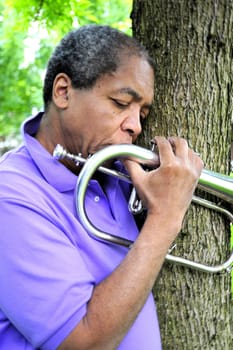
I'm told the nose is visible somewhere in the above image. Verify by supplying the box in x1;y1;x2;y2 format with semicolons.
121;107;142;140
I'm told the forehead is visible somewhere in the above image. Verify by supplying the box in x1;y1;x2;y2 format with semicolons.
96;56;154;102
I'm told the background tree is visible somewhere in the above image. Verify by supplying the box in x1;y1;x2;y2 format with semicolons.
131;0;232;349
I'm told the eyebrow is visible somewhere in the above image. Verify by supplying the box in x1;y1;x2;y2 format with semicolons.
117;87;152;109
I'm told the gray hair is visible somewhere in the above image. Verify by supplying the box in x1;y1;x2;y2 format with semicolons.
43;24;154;109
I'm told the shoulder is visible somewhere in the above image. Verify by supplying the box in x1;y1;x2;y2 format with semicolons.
0;145;54;209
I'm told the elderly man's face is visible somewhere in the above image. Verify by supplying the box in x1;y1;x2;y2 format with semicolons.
54;56;154;159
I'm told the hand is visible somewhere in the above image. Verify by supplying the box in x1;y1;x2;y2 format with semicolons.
124;136;204;228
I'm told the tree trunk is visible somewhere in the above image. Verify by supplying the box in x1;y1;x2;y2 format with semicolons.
131;1;233;349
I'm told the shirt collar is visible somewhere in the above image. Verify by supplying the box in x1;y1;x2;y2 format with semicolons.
22;112;77;192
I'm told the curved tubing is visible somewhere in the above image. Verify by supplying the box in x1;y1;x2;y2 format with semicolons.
70;144;233;274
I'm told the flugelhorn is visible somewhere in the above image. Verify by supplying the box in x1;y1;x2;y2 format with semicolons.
53;143;233;274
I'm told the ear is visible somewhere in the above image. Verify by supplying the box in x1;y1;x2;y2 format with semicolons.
52;73;71;109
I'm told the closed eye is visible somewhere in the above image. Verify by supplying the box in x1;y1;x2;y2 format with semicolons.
110;98;129;108
110;98;149;123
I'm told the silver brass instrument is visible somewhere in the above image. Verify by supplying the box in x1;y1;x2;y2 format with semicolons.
53;143;233;274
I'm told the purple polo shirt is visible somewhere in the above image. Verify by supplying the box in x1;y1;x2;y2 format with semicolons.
0;113;161;349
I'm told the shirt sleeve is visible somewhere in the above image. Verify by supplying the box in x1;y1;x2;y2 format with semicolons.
0;197;95;349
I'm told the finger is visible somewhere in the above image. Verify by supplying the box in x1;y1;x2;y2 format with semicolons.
152;136;174;164
123;159;145;185
192;150;204;175
167;136;189;159
168;137;204;175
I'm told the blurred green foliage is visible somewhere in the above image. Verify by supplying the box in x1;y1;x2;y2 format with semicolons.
0;0;132;137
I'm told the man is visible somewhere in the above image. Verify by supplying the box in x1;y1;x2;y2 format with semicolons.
0;25;203;349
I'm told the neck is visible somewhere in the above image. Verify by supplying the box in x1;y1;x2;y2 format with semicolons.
35;112;56;154
34;112;81;175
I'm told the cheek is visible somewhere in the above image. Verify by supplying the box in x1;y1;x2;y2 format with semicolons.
89;109;118;130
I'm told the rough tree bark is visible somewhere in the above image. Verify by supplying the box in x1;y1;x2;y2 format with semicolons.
131;1;232;349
